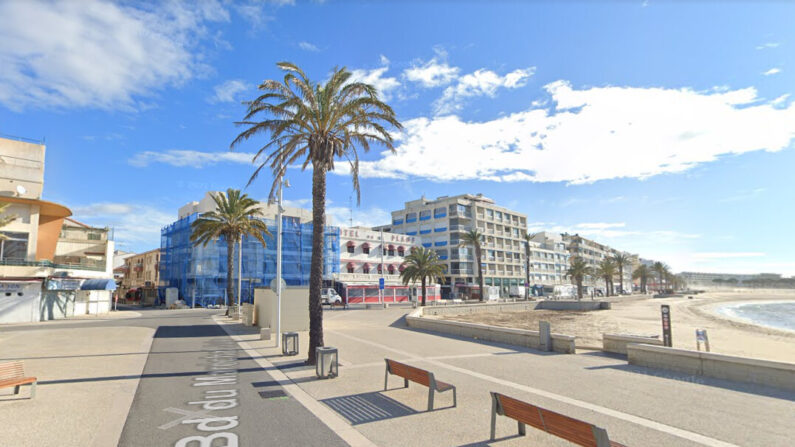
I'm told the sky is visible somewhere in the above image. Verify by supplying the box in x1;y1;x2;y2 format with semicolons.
1;0;794;275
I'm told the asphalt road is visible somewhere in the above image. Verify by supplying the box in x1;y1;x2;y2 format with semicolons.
114;309;347;447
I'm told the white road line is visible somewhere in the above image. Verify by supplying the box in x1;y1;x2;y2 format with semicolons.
328;329;739;447
213;317;376;447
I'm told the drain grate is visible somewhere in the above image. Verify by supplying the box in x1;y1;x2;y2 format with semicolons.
259;390;288;400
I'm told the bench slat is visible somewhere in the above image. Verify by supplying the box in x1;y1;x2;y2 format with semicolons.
0;377;37;388
498;394;545;430
387;360;431;387
0;361;25;381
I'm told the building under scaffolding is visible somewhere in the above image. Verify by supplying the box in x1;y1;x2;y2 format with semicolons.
159;213;340;307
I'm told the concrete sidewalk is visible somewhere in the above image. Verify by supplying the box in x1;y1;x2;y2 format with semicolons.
223;307;795;447
0;319;153;447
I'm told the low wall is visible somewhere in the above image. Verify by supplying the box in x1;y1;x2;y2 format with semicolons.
603;334;663;355
406;309;576;354
627;344;795;392
535;300;610;310
253;287;309;333
421;301;536;317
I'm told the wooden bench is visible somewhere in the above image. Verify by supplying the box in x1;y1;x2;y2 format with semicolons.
384;359;456;411
0;361;37;399
490;392;626;446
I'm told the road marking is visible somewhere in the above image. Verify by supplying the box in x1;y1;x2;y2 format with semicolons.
328;329;739;447
214;317;377;447
159;407;215;430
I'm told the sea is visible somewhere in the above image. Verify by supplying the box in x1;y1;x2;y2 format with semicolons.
719;301;795;332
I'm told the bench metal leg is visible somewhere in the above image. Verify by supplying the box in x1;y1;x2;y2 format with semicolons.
427;389;434;411
384;368;389;391
30;381;36;399
404;378;408;388
452;387;457;408
518;421;526;436
13;385;20;395
490;394;498;441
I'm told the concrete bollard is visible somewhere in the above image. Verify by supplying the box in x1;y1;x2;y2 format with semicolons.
539;321;552;352
260;327;271;340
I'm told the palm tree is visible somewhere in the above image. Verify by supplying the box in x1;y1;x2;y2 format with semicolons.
460;229;486;301
652;261;669;292
190;189;270;311
612;252;631;295
231;62;402;364
596;258;617;297
633;264;651;293
400;247;446;307
0;202;17;239
523;232;538;300
566;257;592;300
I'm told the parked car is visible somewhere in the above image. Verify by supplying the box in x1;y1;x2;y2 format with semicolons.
321;288;342;306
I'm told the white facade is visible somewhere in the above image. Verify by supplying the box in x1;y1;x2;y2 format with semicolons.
178;191;320;224
336;226;421;285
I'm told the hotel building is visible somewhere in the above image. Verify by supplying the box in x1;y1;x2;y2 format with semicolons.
562;234;638;292
379;194;527;299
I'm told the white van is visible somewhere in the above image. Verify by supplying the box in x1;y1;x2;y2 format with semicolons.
321;288;342;305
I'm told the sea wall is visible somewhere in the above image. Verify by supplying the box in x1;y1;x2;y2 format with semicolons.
405;308;576;354
627;344;795;392
603;333;663;355
535;300;611;311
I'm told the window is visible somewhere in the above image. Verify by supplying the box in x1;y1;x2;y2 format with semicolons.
363;264;370;274
486;209;494;218
405;212;417;223
388;248;395;256
88;232;102;241
0;232;28;261
347;265;354;273
347;245;354;254
363;245;370;254
392;218;403;225
419;210;431;221
433;207;446;218
397;247;405;256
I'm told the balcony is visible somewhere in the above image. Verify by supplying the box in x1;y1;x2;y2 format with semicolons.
434;241;447;246
0;258;106;272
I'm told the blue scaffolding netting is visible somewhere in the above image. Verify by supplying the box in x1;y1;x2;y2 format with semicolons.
159;213;340;307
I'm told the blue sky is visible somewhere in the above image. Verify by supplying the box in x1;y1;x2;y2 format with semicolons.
1;0;794;275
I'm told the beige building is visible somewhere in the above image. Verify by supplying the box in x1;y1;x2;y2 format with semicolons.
381;194;528;299
178;192;317;223
120;248;161;292
562;234;638;292
526;232;571;286
0;136;115;323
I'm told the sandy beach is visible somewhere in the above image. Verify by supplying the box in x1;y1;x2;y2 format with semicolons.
441;290;795;363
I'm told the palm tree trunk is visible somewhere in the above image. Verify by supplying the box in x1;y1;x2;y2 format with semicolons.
421;276;427;307
525;243;530;300
226;237;234;312
577;279;583;300
605;277;610;297
307;165;326;365
475;245;484;301
618;266;624;294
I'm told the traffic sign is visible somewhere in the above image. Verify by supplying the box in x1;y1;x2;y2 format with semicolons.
379;278;385;290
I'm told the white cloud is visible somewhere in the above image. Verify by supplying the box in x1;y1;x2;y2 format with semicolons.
771;94;790;106
574;222;626;230
691;252;765;259
434;67;535;115
763;68;781;76
129;150;255;168
347;81;795;184
298;41;319;52
209;79;251;103
756;42;780;50
71;203;174;251
326;206;391;228
349;57;400;100
404;58;460;88
0;0;229;111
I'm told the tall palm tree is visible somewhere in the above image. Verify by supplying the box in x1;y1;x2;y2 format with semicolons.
460;229;486;301
523;232;538;300
596;258;617;297
400;247;446;307
652;261;669;292
231;62;402;364
566;256;591;300
190;189;270;310
633;264;651;293
0;202;17;239
612;252;631;295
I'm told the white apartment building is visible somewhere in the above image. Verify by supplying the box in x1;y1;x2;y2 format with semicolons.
381;194;527;299
178;192;315;223
527;232;570;287
562;234;638;292
335;227;438;303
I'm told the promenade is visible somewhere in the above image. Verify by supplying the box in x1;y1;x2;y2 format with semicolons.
1;306;793;446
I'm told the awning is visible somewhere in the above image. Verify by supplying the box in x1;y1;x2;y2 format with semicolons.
362;263;370;268
346;241;356;247
388;265;396;272
346;262;355;268
80;279;117;291
388;244;395;250
397;245;405;251
362;242;370;249
399;265;406;272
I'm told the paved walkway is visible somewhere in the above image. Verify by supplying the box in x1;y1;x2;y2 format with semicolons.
240;306;795;447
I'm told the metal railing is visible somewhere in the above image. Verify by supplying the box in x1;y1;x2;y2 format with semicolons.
0;258;106;272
